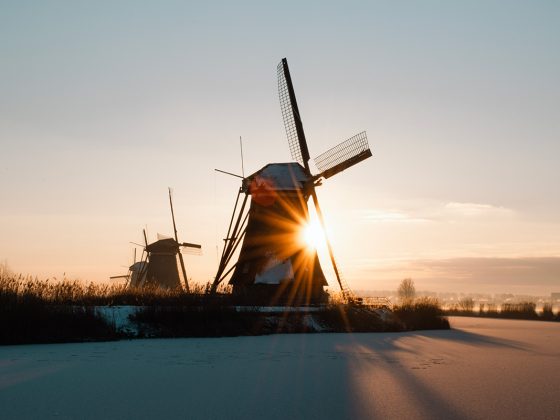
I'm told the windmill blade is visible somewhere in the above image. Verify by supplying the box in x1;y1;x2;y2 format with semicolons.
277;58;311;170
309;189;353;300
180;242;202;256
177;253;190;292
309;133;371;299
180;247;203;256
169;187;190;293
181;242;202;249
314;131;372;179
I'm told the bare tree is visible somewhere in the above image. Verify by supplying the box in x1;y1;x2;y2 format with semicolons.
458;297;475;313
397;278;416;303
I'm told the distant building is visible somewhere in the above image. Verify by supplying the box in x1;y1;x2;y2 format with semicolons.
551;293;560;302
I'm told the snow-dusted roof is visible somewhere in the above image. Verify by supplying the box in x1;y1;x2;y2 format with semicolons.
245;162;309;191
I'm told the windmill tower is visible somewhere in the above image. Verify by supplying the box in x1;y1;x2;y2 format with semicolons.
211;58;372;304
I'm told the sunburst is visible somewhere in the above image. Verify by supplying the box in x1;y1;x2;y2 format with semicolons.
300;218;325;252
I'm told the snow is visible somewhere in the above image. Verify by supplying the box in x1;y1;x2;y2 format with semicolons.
94;306;140;336
302;314;327;331
254;258;294;284
1;317;559;419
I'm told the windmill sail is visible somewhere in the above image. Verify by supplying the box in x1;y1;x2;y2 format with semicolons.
314;131;372;179
169;188;190;292
278;58;311;169
180;242;202;256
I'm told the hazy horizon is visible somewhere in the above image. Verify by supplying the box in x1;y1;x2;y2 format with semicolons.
1;1;559;295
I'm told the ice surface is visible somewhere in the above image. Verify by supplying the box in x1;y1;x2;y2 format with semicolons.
1;317;559;419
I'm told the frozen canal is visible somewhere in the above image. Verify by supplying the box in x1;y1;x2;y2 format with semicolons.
1;317;559;419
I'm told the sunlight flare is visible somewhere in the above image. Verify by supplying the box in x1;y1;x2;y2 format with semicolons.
301;218;325;251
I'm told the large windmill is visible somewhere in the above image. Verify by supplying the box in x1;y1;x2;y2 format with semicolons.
211;58;372;304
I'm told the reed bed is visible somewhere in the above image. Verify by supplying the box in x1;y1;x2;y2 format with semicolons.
0;273;226;307
0;272;452;343
393;297;450;330
0;273;224;344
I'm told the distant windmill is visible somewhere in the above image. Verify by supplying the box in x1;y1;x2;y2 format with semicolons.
112;189;202;290
109;248;138;285
211;58;372;304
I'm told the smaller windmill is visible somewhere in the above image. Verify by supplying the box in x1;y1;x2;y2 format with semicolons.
211;58;372;304
109;248;139;285
112;189;201;291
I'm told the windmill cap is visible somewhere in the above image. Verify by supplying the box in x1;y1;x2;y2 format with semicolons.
243;162;309;192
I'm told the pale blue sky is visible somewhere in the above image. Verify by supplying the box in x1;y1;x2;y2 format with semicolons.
1;1;559;293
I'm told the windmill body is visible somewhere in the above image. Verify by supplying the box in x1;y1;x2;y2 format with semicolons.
128;261;147;288
229;162;327;303
143;238;183;289
121;238;188;290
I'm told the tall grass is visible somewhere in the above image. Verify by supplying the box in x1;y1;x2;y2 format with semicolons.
0;273;225;307
0;272;452;343
0;274;119;344
0;273;226;344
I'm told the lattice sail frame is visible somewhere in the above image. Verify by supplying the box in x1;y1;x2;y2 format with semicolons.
277;61;304;166
314;131;370;174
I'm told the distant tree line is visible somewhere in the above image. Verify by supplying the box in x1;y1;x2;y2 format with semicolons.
446;298;558;321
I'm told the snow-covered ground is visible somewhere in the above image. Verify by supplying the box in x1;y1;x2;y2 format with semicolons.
1;317;558;419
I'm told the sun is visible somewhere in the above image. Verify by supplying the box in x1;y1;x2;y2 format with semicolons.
301;219;325;251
